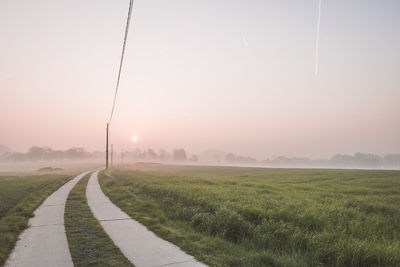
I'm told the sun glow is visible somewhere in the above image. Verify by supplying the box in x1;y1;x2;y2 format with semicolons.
132;136;138;142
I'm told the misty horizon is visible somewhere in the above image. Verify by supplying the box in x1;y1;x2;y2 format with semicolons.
1;145;399;171
2;0;400;160
2;143;400;160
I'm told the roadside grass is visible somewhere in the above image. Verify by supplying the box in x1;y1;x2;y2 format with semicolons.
0;174;71;218
0;174;72;266
99;165;400;267
65;174;132;267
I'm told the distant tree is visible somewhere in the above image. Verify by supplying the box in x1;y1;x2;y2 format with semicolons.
165;151;172;161
0;145;10;160
353;153;381;168
11;152;26;162
158;149;166;161
384;154;400;168
147;149;158;160
66;147;88;159
310;158;330;167
91;151;104;158
0;145;9;155
200;150;226;163
133;149;142;160
330;154;354;167
225;153;236;163
173;149;187;161
133;149;148;160
28;146;53;160
237;156;258;164
189;155;199;162
262;158;271;164
51;150;64;160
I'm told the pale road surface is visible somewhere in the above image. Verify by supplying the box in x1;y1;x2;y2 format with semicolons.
87;170;207;267
5;170;92;267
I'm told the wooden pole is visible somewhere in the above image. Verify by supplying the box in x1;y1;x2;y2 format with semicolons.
106;123;109;170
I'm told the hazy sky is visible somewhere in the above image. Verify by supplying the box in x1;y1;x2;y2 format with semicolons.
1;0;399;159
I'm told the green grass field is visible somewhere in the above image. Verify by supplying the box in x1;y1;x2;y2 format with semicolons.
100;165;400;267
0;174;72;265
65;174;133;267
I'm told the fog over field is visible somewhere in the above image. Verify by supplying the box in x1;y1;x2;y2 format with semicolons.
1;0;400;166
1;145;399;172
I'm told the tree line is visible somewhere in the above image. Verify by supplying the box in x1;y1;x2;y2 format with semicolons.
0;145;399;169
0;146;197;163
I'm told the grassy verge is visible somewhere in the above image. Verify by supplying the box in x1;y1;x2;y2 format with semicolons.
0;174;72;218
99;165;400;267
0;174;72;266
65;174;132;267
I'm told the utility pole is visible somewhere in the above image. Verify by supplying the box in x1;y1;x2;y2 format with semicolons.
111;144;114;168
121;150;124;165
105;0;133;171
106;123;109;170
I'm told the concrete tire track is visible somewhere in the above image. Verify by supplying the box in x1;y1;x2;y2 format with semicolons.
87;170;207;267
5;170;93;267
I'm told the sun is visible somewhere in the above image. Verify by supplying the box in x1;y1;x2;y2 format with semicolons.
132;136;138;142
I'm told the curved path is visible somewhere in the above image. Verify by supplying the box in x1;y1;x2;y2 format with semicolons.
5;170;92;267
87;170;207;267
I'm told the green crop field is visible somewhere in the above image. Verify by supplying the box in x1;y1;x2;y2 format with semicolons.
100;165;400;267
0;174;72;265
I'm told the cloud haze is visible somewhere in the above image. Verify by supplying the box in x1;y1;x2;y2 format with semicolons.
1;0;399;159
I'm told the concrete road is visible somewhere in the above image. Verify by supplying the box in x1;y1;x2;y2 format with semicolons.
5;170;92;267
87;170;207;267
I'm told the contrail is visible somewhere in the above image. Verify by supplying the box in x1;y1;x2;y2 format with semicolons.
241;32;248;48
315;0;322;76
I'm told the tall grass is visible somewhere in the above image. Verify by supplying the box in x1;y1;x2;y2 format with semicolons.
100;166;400;267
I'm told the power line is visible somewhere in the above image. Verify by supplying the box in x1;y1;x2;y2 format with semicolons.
106;0;134;169
108;0;134;125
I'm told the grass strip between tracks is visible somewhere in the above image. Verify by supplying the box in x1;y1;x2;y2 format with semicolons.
65;173;133;267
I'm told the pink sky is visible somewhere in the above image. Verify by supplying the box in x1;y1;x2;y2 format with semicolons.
1;0;400;159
